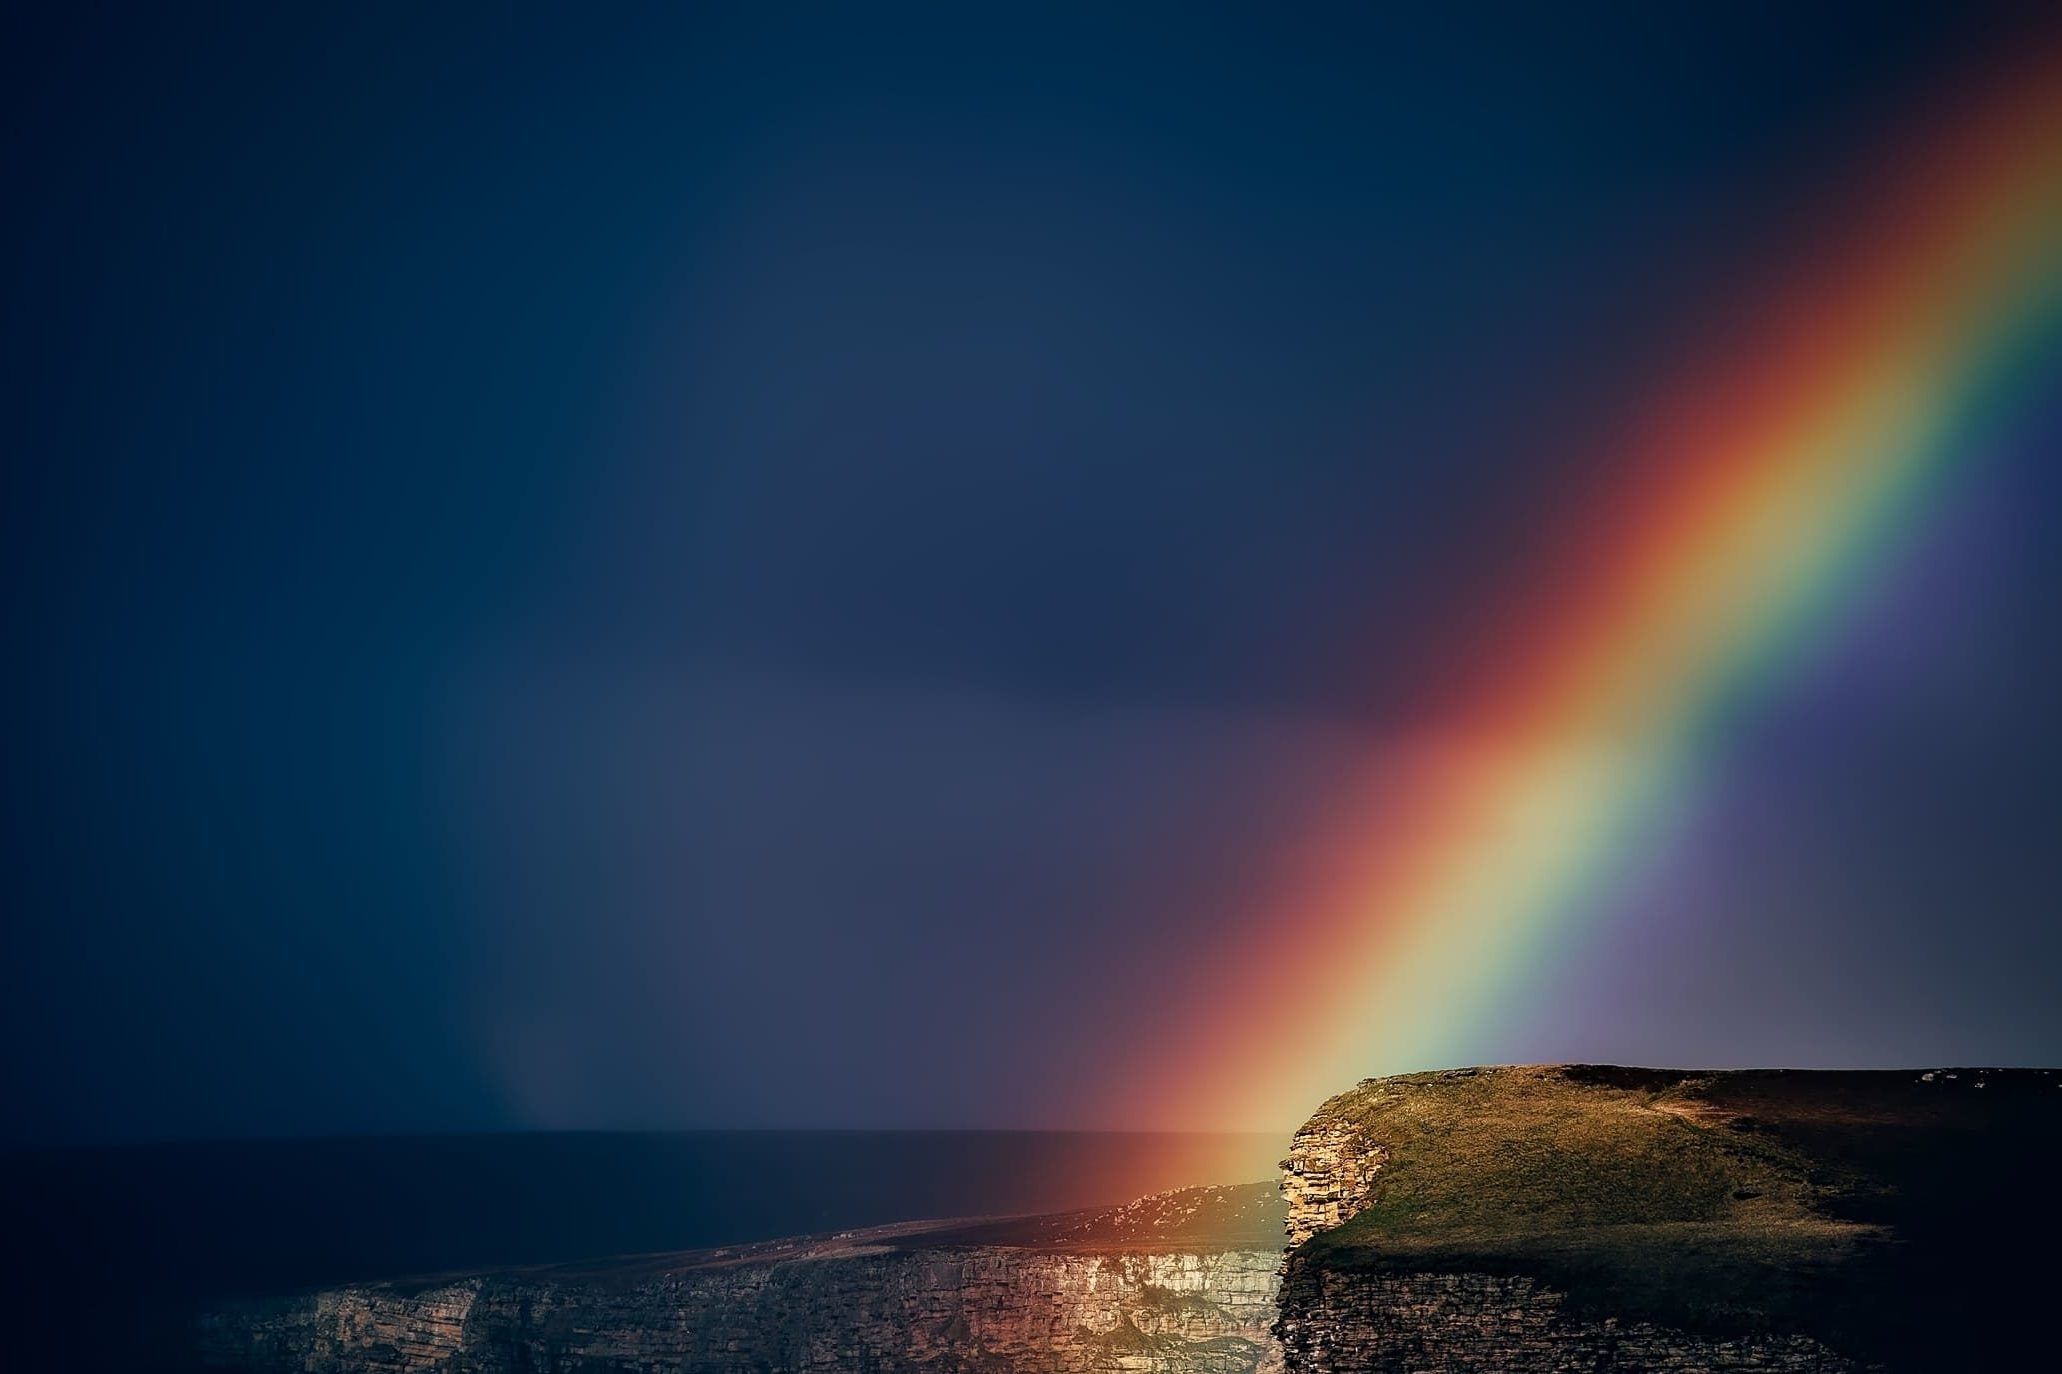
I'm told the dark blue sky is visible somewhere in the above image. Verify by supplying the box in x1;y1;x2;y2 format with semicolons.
4;4;2057;1142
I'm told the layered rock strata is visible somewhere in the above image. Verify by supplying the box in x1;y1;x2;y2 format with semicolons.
1278;1108;1386;1247
199;1186;1286;1374
1273;1267;1852;1373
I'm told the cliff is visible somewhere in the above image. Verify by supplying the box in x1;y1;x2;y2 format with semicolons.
1275;1065;2062;1372
189;1066;2062;1372
196;1184;1286;1374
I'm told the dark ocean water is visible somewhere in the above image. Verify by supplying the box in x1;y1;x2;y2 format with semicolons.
2;1130;1280;1304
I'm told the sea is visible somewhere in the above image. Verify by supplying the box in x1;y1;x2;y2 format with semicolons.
3;1130;1281;1306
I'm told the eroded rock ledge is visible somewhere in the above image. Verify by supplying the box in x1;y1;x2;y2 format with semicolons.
198;1185;1286;1374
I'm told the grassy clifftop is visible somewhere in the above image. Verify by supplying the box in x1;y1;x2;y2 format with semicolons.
1290;1065;2062;1366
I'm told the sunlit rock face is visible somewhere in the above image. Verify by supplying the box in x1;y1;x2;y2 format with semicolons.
1278;1098;1388;1248
201;1250;1282;1374
198;1186;1287;1374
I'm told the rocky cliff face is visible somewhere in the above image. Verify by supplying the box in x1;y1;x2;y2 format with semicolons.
198;1187;1285;1374
195;1067;2061;1373
1278;1109;1386;1248
1273;1266;1853;1373
1275;1070;1851;1370
1273;1065;2062;1373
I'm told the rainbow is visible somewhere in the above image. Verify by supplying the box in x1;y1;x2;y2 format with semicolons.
1113;44;2062;1130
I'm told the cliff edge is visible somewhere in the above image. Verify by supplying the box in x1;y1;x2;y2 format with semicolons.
1276;1065;2062;1372
197;1184;1287;1374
